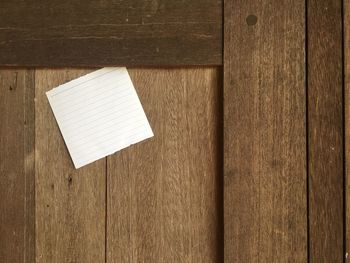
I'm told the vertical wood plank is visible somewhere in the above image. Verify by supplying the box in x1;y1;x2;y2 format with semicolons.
107;68;222;262
24;70;36;263
35;70;106;263
344;0;350;259
224;0;307;262
0;70;35;263
308;0;344;261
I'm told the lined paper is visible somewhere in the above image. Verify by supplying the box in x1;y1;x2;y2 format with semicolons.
46;67;154;169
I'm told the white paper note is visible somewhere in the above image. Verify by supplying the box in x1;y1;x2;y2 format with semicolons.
46;67;154;169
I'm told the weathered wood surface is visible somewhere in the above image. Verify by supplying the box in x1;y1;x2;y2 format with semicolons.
107;68;222;262
345;0;350;260
0;1;349;260
0;70;35;263
0;68;222;262
224;0;307;261
35;70;106;263
308;0;344;261
0;0;222;66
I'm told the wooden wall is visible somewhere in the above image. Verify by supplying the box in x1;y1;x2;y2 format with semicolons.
0;68;222;263
1;0;350;262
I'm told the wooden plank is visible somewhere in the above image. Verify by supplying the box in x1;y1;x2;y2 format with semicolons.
344;0;350;259
24;70;36;263
0;70;35;263
35;70;106;263
224;0;307;262
307;0;344;261
0;0;222;67
107;68;222;262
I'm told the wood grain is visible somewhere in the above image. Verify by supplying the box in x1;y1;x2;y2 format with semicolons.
35;69;106;263
345;0;350;259
0;70;35;263
224;0;307;262
107;68;222;262
307;0;344;261
0;0;222;67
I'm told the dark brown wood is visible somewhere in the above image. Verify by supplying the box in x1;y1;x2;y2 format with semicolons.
0;0;222;67
307;0;344;261
0;70;35;262
224;0;307;261
346;0;350;258
107;68;223;262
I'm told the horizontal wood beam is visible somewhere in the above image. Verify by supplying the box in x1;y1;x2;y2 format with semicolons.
0;0;222;66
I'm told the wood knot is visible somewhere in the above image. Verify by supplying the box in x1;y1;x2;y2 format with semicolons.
246;15;258;26
68;175;73;186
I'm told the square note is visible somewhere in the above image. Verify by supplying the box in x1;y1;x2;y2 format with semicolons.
46;67;154;169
